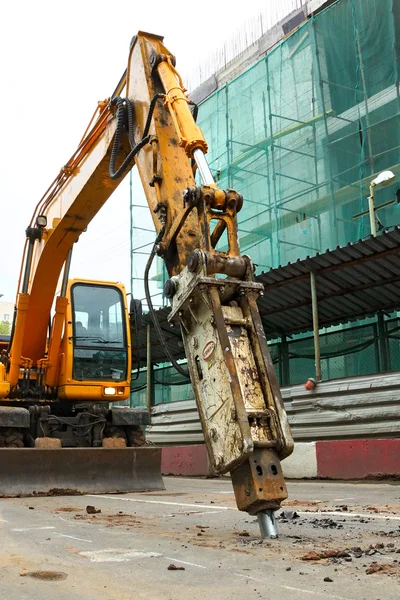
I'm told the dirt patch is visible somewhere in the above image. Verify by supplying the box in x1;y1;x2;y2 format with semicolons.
363;504;400;514
55;507;82;513
366;562;400;577
282;499;322;507
231;548;256;555
35;488;82;497
0;553;28;570
301;550;351;561
74;513;142;528
22;571;67;581
2;488;83;498
191;542;225;551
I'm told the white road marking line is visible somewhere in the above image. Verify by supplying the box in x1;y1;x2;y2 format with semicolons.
334;498;355;501
163;510;221;516
235;575;353;599
164;511;221;517
55;533;92;543
0;519;8;522
12;526;55;532
164;557;206;569
183;510;224;516
85;496;399;521
299;510;400;521
57;515;78;525
79;548;162;563
85;495;231;511
235;573;263;582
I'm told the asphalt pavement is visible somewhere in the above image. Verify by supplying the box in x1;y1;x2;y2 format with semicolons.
0;477;400;600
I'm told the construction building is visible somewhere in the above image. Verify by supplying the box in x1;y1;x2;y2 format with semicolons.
130;0;400;476
0;300;13;333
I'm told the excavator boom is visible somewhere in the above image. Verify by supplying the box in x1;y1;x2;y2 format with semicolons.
0;32;293;535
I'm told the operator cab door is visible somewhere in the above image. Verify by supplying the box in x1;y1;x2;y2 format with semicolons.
71;283;128;383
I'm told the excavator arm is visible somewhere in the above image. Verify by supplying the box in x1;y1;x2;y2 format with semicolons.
127;32;294;536
3;32;293;536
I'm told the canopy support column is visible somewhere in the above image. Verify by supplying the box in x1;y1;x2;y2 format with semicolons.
310;271;321;382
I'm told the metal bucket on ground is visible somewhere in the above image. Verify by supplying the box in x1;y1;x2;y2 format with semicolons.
0;446;164;497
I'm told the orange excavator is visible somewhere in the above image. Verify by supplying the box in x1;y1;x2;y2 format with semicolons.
0;32;293;538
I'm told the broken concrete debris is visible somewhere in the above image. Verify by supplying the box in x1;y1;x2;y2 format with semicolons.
86;505;101;514
167;564;185;571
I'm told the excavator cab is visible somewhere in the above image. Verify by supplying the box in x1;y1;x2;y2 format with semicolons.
1;31;292;537
71;283;128;380
58;280;131;402
0;278;164;497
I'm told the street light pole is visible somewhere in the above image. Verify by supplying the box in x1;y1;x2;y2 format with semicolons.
368;183;377;237
364;171;395;237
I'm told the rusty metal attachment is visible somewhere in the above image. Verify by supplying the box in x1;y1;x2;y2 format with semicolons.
181;185;243;260
168;249;294;537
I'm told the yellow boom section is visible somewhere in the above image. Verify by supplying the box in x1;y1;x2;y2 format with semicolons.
10;31;205;372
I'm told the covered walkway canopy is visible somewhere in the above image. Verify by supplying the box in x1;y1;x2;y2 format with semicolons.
134;228;400;372
257;226;400;337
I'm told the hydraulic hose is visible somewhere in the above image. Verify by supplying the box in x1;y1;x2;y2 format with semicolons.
144;227;190;381
109;93;165;180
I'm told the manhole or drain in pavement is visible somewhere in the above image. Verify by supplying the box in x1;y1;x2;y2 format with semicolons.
24;571;67;581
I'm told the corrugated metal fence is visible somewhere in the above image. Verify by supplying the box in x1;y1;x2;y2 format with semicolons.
147;372;400;445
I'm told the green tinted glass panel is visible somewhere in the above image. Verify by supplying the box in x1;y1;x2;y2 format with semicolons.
73;348;128;382
71;284;127;382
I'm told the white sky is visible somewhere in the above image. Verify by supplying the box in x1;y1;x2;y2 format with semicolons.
0;0;270;303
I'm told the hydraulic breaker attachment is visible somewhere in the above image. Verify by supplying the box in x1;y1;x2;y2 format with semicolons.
167;249;294;537
0;447;164;497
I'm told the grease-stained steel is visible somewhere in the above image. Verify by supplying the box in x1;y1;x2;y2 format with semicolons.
231;447;288;514
166;249;293;515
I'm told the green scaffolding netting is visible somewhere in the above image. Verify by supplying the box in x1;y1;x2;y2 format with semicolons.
131;0;400;407
197;0;400;271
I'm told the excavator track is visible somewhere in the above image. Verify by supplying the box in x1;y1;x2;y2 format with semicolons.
0;447;164;497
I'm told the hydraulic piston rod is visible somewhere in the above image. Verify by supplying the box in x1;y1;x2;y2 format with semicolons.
193;148;215;185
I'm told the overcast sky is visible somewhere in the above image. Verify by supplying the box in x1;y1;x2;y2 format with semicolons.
0;0;271;303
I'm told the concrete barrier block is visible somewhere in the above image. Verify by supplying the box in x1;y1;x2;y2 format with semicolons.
316;439;400;479
162;445;210;476
281;442;317;479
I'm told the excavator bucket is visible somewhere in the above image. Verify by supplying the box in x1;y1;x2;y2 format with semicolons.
0;447;164;497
